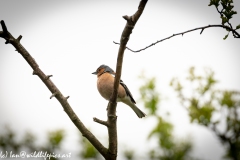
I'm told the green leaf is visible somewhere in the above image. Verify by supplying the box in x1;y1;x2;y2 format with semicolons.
208;0;213;6
221;2;227;9
223;34;228;40
213;0;220;7
221;16;228;25
236;24;240;30
227;4;234;11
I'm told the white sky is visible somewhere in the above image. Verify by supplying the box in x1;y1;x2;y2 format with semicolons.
0;0;240;160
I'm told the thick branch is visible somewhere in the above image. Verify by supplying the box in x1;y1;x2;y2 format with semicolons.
106;0;148;159
114;24;240;53
0;20;109;159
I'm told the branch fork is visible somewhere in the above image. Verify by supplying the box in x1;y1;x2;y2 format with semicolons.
0;1;149;159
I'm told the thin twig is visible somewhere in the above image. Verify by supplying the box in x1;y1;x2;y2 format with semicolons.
93;117;109;127
113;24;240;53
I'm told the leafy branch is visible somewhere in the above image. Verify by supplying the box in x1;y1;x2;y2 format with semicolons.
139;74;194;160
114;0;240;53
209;0;239;39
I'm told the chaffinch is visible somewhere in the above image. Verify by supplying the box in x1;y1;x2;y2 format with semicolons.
92;64;146;118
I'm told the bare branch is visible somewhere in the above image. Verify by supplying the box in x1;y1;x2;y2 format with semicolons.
0;20;109;159
106;0;148;159
114;24;240;53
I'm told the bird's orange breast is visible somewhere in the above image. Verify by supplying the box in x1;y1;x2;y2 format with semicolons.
97;73;126;100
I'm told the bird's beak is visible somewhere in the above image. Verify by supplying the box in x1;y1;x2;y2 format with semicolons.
92;71;98;75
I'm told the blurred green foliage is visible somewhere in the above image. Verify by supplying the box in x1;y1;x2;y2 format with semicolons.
123;149;135;160
1;66;239;160
79;133;99;159
0;127;100;160
0;127;65;160
139;73;194;160
171;67;240;160
0;126;21;153
139;76;159;115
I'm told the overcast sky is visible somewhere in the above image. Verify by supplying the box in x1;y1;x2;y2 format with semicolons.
0;0;240;160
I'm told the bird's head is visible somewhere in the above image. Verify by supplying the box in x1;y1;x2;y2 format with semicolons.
92;64;115;77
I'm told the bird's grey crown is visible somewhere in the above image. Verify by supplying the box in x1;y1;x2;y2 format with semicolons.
98;64;115;74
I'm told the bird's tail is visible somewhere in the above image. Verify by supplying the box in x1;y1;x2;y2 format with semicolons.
131;103;146;118
122;98;146;118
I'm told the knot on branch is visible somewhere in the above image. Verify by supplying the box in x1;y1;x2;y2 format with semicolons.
71;115;78;122
123;15;135;29
45;75;53;80
17;35;22;42
123;15;131;22
108;114;117;121
50;91;58;99
32;70;38;75
65;96;70;100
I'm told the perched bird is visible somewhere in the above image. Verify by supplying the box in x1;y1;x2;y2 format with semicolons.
92;64;146;118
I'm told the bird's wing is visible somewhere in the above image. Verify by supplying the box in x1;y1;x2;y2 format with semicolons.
120;80;136;104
